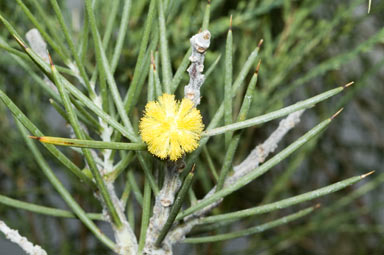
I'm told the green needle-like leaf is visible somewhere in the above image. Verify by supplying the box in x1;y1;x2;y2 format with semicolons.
158;0;172;93
111;0;132;73
50;58;123;228
183;42;263;175
0;194;103;221
124;0;156;113
49;0;94;97
127;171;144;206
184;205;317;243
0;89;92;185
137;152;160;195
170;48;191;94
224;17;233;148
14;0;70;61
0;16;138;141
170;0;211;94
156;168;196;247
31;136;146;150
16;120;116;250
138;178;152;253
200;172;372;224
85;0;136;139
178;113;335;220
202;1;211;30
216;67;259;191
203;84;351;137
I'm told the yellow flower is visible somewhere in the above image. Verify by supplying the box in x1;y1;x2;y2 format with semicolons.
139;94;204;161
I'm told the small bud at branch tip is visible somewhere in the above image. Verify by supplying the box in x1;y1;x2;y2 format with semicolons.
229;15;233;30
203;31;210;40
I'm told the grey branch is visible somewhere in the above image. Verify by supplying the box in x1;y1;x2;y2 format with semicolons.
184;30;211;106
233;109;305;180
164;110;305;246
0;220;47;255
144;162;184;255
144;30;211;254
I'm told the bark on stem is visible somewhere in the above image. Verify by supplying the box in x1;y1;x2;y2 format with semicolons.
0;220;47;255
164;110;305;247
144;30;211;254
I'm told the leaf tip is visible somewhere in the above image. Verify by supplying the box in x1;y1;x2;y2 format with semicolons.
229;15;233;30
151;52;156;71
48;53;54;69
258;39;264;48
361;170;375;178
331;108;343;120
255;60;262;74
29;135;40;141
343;81;354;89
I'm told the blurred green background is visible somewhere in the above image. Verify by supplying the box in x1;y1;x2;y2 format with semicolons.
1;0;384;254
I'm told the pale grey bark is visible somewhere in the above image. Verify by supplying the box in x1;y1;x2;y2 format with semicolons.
0;220;47;255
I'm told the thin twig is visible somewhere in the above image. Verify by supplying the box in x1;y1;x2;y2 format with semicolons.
0;220;47;255
163;110;305;247
233;110;305;178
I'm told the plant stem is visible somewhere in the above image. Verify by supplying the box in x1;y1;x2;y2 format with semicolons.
155;168;195;247
203;85;348;137
0;194;103;220
200;172;371;224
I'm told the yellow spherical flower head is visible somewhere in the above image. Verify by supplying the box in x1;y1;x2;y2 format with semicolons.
139;94;204;161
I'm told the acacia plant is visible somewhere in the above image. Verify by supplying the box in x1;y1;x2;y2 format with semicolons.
0;0;383;254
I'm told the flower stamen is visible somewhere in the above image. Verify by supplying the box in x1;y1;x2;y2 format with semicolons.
139;94;204;161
